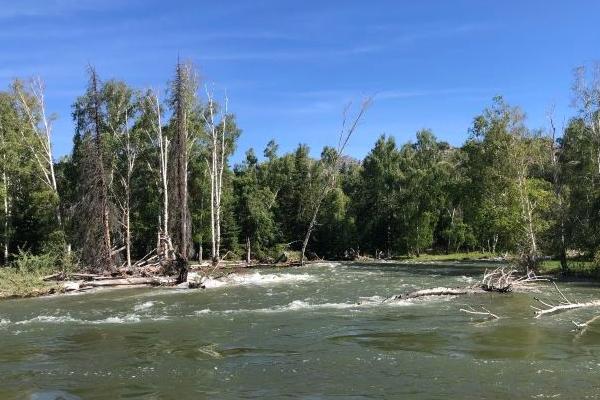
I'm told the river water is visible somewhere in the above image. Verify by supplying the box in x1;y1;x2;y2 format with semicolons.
1;261;600;399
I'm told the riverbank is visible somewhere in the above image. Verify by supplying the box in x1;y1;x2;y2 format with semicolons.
1;252;597;301
0;268;63;300
397;251;499;263
0;259;302;300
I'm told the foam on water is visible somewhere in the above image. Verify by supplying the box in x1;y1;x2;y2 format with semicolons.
193;295;425;316
203;272;317;288
12;313;147;325
201;277;228;288
134;301;157;311
227;272;316;285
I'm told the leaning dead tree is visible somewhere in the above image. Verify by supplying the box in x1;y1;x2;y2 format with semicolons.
300;97;372;265
12;77;62;226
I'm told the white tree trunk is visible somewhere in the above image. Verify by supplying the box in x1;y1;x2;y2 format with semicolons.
151;92;174;261
246;236;251;264
2;168;8;263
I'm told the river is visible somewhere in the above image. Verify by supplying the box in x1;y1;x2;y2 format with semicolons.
1;261;600;399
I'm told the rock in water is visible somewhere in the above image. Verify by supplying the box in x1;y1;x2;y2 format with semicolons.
63;281;81;291
186;271;202;289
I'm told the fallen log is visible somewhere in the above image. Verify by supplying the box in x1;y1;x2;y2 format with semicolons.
573;315;600;339
460;306;500;319
533;300;600;318
83;277;176;287
385;287;477;302
70;273;102;280
532;281;600;318
42;273;63;281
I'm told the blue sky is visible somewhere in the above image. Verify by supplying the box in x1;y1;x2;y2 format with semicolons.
1;0;599;162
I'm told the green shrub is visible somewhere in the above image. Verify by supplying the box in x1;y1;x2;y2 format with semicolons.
10;247;78;275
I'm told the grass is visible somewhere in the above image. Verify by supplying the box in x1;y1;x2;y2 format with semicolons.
0;267;62;300
539;259;597;277
398;252;498;262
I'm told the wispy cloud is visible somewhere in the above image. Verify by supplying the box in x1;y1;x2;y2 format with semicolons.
376;87;494;100
273;87;494;102
0;0;132;19
198;44;381;62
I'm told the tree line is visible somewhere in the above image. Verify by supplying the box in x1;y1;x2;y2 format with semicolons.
1;61;600;274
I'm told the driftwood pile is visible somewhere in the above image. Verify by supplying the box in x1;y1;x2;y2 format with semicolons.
44;250;311;294
44;273;177;293
386;266;546;303
384;266;600;328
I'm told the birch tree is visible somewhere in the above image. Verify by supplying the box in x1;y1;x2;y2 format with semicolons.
141;89;174;261
1;130;7;264
0;93;17;264
104;81;137;269
572;64;600;176
203;88;226;263
201;87;240;264
12;77;61;226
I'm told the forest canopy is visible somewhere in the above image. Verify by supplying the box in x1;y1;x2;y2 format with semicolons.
2;62;600;275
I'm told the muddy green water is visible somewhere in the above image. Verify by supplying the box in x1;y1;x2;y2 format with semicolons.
2;262;600;399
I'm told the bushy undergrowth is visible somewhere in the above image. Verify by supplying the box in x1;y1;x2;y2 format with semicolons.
0;245;77;299
0;265;60;299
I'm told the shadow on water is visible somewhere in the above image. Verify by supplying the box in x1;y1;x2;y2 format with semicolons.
29;390;82;400
176;343;300;360
466;323;576;360
329;330;448;354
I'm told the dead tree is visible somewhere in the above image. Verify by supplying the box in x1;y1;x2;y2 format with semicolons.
385;266;546;303
300;97;372;265
13;77;62;226
75;66;114;273
532;281;600;318
202;86;230;265
121;109;135;269
386;287;474;301
547;107;568;273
